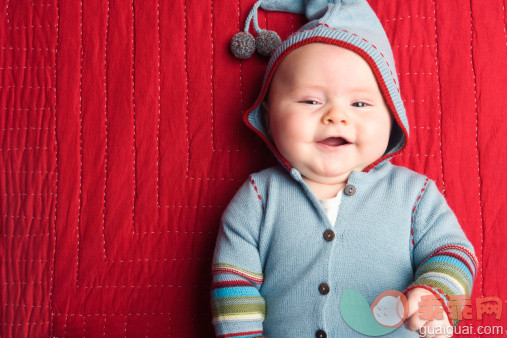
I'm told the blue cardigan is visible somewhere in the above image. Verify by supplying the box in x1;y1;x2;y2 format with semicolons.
211;161;477;337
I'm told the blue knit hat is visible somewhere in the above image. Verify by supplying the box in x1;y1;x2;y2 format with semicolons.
236;0;409;172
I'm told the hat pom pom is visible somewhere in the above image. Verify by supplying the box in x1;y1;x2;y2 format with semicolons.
255;30;281;56
230;32;255;59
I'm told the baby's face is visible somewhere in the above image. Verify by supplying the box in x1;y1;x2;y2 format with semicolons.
266;43;392;186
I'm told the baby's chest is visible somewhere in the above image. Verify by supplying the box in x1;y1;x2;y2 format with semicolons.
258;199;414;281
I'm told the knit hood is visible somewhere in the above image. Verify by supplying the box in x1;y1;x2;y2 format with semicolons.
241;0;409;173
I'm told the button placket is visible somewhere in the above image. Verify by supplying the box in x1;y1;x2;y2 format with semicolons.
317;186;351;338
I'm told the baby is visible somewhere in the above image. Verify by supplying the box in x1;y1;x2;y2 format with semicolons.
211;1;477;337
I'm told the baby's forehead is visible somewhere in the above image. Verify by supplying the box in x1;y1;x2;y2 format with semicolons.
281;43;364;63
273;44;382;92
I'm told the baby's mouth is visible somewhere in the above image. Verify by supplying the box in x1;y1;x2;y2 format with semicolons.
317;137;351;147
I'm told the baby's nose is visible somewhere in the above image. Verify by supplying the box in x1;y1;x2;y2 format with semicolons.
322;106;348;125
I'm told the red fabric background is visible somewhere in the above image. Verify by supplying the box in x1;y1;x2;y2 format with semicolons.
1;0;505;336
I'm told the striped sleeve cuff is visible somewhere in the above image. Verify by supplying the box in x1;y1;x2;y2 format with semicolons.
404;245;478;326
211;263;266;337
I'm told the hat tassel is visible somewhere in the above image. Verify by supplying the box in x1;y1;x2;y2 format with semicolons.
230;0;282;59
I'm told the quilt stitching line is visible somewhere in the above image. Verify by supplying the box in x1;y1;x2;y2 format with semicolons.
468;0;485;298
381;15;432;22
88;257;211;263
185;0;190;178
4;303;50;308
157;0;161;214
4;215;49;222
0;65;53;70
1;46;56;52
3;281;44;285
5;191;56;198
398;72;433;76
0;86;51;89
50;0;59;335
10;24;57;30
2;127;50;131
101;0;110;260
1;107;52;110
4;304;50;311
0;233;50;237
411;125;440;131
131;0;136;235
404;99;426;103
57;313;174;316
188;177;241;181
63;313;68;337
0;146;49;151
211;0;215;151
2;321;51;327
403;154;438;158
133;229;214;235
5;0;10;26
80;284;205;288
432;0;446;194
77;0;84;287
123;316;127;336
2;170;55;174
3;259;51;263
394;44;436;48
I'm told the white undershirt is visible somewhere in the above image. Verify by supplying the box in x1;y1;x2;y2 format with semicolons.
318;189;343;226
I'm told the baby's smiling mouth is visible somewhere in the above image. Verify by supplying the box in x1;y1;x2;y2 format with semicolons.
316;137;351;147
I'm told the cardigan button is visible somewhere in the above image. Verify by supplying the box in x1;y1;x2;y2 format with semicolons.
323;229;335;242
315;329;327;338
344;184;356;196
318;283;330;295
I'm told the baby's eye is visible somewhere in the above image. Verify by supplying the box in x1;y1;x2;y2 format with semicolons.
352;102;368;108
300;100;320;105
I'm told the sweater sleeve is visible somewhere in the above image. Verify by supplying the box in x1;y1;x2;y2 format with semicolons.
211;176;266;338
404;178;478;326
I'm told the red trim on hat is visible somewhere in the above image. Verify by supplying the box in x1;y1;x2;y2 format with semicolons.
242;36;409;173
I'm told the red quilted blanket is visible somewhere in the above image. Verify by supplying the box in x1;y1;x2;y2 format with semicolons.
1;0;506;336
